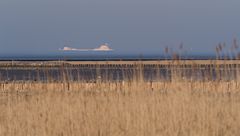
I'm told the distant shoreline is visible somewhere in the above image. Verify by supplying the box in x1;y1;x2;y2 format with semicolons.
0;56;219;61
0;58;217;61
0;54;218;61
0;59;240;67
0;58;237;61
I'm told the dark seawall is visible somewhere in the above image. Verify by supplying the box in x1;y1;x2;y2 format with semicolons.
0;60;239;82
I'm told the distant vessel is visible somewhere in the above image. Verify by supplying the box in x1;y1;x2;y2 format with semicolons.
59;43;113;51
93;44;113;51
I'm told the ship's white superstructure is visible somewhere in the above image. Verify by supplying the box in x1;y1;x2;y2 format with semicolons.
60;43;113;51
93;44;113;51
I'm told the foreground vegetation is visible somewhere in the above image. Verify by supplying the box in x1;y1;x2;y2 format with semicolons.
0;80;240;136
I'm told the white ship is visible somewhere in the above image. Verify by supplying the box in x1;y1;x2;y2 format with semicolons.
60;43;113;51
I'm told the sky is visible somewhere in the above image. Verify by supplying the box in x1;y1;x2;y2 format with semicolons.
0;0;240;56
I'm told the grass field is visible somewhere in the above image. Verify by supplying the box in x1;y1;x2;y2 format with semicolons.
0;80;240;136
0;60;240;136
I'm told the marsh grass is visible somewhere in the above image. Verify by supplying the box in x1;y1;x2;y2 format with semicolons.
0;78;240;136
1;57;240;135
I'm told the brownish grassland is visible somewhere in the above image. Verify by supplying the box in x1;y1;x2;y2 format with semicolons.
0;80;240;136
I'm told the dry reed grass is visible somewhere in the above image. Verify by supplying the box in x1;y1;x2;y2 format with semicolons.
0;79;240;136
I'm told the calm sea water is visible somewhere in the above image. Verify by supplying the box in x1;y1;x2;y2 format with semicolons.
0;54;216;61
0;54;237;82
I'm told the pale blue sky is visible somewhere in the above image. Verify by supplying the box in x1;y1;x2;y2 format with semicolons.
0;0;240;55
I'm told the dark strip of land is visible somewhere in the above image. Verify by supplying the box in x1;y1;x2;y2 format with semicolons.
0;60;240;68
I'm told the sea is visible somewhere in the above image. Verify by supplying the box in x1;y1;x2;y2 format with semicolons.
0;53;235;82
0;53;217;61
